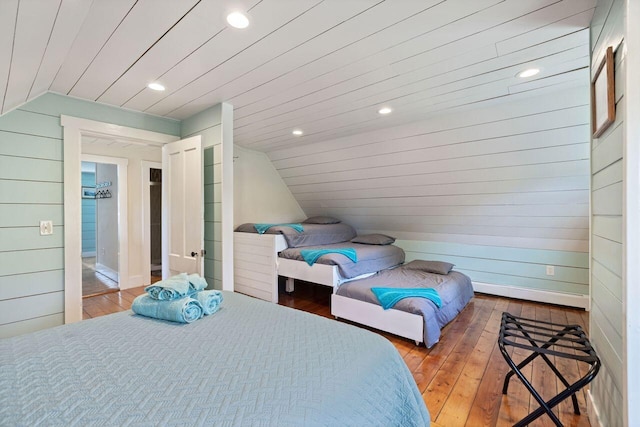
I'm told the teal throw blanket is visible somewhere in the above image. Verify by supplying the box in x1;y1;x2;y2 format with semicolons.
371;287;442;310
145;273;190;300
194;290;224;315
132;294;204;323
300;248;357;266
253;223;304;234
188;273;208;293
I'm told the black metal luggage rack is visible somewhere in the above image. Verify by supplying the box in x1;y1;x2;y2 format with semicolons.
498;312;600;427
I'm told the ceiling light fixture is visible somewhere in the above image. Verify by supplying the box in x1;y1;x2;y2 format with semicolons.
517;68;540;78
378;107;392;115
292;129;304;136
147;82;165;91
227;12;249;29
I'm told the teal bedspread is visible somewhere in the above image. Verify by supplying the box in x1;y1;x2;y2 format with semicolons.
0;292;430;426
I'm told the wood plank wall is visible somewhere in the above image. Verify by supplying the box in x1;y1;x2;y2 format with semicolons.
81;170;96;256
0;92;180;338
267;86;591;302
181;104;223;290
589;0;625;424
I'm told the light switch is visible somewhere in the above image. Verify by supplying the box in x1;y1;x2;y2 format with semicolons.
546;265;555;276
40;220;53;236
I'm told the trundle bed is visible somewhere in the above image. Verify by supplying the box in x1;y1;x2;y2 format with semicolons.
233;219;474;347
233;220;404;303
333;261;474;347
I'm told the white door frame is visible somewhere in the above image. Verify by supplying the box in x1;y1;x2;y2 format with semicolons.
82;154;128;289
62;116;178;324
141;160;162;288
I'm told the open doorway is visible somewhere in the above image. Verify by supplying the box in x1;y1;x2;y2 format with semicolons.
62;115;203;324
81;160;121;298
149;167;162;284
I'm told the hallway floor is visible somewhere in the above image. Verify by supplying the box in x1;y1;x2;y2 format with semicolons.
82;256;119;298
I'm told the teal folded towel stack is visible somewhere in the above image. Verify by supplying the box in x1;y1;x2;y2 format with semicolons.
371;287;442;310
194;290;224;315
132;273;223;323
187;273;208;295
144;273;191;300
132;294;204;323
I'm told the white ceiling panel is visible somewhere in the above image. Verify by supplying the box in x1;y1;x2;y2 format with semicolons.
96;0;258;107
166;0;451;119
68;0;200;100
2;0;60;114
0;0;19;114
233;38;589;144
1;0;596;152
232;0;593;148
27;0;94;102
50;0;138;94
123;0;324;114
226;0;496;122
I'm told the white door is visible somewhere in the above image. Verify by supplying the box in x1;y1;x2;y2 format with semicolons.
162;136;203;277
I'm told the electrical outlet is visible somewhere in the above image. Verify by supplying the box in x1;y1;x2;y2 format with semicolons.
40;220;53;235
546;265;555;276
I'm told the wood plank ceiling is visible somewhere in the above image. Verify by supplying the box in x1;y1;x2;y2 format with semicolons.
0;0;595;152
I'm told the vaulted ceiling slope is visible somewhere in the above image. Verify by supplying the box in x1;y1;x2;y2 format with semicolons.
1;0;594;151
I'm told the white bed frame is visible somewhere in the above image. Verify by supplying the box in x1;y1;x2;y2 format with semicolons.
234;232;342;303
331;294;424;346
234;231;425;345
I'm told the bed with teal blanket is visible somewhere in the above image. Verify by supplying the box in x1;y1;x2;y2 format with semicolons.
0;291;430;426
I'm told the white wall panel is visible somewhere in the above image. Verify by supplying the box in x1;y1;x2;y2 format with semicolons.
266;87;590;297
589;0;625;425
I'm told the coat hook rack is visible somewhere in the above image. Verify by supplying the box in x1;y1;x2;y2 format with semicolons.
96;189;112;199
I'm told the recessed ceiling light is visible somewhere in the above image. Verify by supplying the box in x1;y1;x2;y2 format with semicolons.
378;107;392;115
227;12;249;29
292;129;304;136
147;82;165;91
517;68;540;78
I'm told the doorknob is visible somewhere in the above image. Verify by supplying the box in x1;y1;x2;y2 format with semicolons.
190;251;198;257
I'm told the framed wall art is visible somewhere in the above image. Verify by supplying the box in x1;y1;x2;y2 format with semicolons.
591;46;616;138
82;187;96;199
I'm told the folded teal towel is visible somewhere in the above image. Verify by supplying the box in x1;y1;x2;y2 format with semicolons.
188;273;208;294
132;294;204;323
253;223;304;234
194;290;223;315
144;273;190;300
371;287;442;310
300;248;357;266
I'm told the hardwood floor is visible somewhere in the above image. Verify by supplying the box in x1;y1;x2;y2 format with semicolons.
83;286;146;320
82;257;119;298
85;281;591;427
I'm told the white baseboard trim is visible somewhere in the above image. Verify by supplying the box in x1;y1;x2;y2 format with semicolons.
587;389;604;427
473;282;590;309
122;275;144;290
82;251;96;257
95;262;119;283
